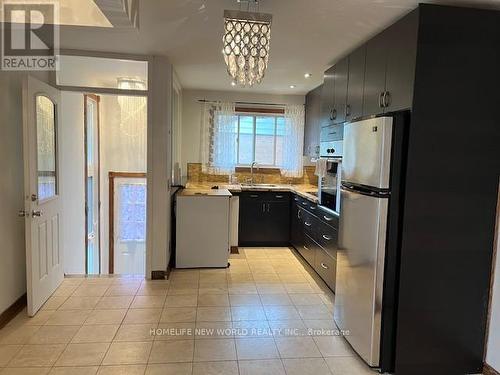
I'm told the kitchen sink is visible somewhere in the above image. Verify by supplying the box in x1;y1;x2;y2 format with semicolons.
241;183;280;188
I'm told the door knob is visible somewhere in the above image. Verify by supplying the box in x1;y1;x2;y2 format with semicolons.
18;210;29;217
31;210;43;217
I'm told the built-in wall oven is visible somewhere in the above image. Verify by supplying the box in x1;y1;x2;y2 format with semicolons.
318;123;343;214
318;158;341;214
320;124;343;158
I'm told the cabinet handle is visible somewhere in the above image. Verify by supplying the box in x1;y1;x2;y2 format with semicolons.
332;108;337;120
303;245;309;251
378;92;384;108
322;234;332;241
275;195;283;198
328;131;337;135
267;203;270;212
262;203;265;212
301;202;308;206
329;108;334;121
320;262;329;270
304;222;312;227
294;197;299;201
345;104;351;117
383;91;391;108
323;215;333;221
250;194;259;198
297;210;301;219
310;206;316;210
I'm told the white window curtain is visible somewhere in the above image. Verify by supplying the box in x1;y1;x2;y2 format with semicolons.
200;102;238;175
280;104;305;177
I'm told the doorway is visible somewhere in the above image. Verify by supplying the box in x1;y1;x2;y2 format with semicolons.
81;91;148;276
109;173;147;275
84;94;100;274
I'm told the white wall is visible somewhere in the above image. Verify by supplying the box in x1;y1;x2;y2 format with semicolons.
0;72;28;314
486;195;500;372
61;91;86;274
180;89;305;177
147;57;173;276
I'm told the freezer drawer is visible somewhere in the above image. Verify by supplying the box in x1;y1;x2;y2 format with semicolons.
342;117;393;189
335;187;388;366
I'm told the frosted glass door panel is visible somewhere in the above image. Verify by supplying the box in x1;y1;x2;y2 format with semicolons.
114;178;146;276
36;95;57;201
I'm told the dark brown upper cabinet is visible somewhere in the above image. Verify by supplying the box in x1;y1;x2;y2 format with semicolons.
346;45;366;120
363;32;388;116
320;66;335;127
384;10;418;112
363;13;418;116
320;11;418;123
333;57;349;124
304;84;322;157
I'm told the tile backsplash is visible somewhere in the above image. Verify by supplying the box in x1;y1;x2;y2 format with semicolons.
187;163;317;186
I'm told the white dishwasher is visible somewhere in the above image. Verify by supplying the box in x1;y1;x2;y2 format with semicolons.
176;189;231;268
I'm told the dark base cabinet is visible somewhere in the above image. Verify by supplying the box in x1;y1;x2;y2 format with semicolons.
299;234;316;266
290;198;304;250
290;195;339;292
238;192;291;247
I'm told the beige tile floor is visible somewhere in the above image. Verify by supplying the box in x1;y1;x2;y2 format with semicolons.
0;247;375;375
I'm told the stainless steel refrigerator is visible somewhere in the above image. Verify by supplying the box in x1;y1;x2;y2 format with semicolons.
335;115;406;371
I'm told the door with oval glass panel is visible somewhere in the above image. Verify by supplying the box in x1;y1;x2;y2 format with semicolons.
22;76;64;316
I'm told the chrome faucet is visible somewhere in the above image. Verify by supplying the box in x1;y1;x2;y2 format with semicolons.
250;161;259;186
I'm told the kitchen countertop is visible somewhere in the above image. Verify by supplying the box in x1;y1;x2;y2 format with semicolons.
184;183;319;203
177;188;232;197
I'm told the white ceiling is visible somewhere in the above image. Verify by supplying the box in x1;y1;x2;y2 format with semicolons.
52;0;500;95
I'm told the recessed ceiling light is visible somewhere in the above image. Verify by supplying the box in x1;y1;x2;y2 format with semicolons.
304;73;312;78
290;85;296;89
231;81;236;86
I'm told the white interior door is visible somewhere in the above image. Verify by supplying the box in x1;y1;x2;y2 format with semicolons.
22;76;64;316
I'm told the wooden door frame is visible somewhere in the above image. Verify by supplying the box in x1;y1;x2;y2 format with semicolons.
108;171;147;274
84;94;101;274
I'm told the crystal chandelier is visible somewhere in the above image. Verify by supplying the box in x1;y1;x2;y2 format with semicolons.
222;2;272;86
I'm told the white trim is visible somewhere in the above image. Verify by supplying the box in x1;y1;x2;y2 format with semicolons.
58;49;150;61
172;71;183;183
55;86;147;97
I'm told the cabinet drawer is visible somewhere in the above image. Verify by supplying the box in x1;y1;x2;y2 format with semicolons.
295;195;317;214
301;209;318;239
267;192;290;202
316;222;338;259
240;191;267;202
318;209;339;229
299;234;317;266
320;124;344;142
241;191;289;202
314;248;336;291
